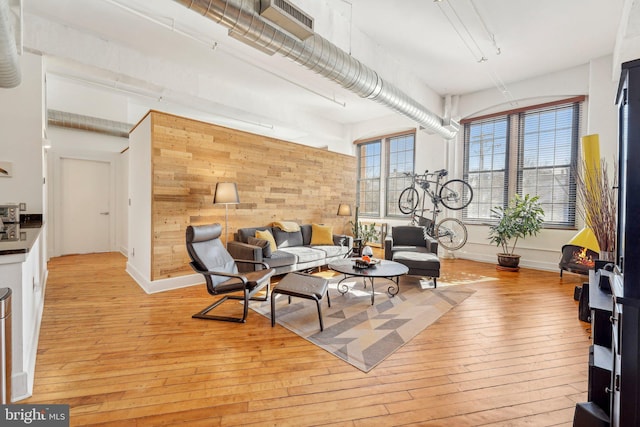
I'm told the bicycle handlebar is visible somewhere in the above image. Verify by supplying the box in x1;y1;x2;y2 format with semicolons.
405;169;449;180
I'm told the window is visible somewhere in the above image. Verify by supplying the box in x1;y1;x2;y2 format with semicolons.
356;131;415;217
357;141;381;216
463;97;583;227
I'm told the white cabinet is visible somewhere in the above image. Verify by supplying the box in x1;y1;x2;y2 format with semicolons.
0;226;47;401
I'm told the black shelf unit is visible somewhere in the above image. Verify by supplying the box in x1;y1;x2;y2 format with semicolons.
616;58;640;427
574;58;640;426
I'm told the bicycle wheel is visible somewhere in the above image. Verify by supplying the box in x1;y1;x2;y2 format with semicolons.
435;218;468;251
398;187;420;214
439;179;473;210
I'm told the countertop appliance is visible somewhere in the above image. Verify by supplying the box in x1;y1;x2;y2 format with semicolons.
0;205;18;224
0;224;18;242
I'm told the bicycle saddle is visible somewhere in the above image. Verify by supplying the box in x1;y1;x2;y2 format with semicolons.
436;169;448;177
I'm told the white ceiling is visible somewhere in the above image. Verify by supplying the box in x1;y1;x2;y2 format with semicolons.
351;0;624;95
21;0;633;136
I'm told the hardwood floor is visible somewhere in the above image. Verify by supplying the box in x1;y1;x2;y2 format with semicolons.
24;252;589;426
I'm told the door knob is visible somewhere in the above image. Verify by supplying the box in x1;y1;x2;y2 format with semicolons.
100;212;110;215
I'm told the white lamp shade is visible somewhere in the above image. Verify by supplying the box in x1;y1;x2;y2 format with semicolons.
337;203;352;216
213;182;240;204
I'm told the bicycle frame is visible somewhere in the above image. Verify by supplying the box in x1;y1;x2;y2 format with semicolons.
398;169;471;251
407;169;448;230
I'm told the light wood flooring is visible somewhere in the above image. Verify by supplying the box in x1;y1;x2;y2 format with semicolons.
24;252;590;426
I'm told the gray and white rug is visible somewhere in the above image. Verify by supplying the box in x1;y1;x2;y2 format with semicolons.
251;274;477;372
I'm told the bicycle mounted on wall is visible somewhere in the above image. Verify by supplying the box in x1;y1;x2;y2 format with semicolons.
398;169;473;251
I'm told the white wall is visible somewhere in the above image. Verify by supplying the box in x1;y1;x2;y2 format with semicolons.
0;53;44;213
117;149;129;255
126;115;153;290
0;52;48;401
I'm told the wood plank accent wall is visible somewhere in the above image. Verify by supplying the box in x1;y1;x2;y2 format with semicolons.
148;111;357;280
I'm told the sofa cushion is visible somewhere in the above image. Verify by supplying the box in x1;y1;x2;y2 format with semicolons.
273;227;304;248
265;250;297;268
255;229;278;251
300;224;313;245
278;246;326;264
313;244;349;259
238;227;271;243
311;223;334;245
248;236;272;258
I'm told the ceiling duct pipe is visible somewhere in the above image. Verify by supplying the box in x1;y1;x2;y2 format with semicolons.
0;0;21;88
172;0;459;139
48;110;132;138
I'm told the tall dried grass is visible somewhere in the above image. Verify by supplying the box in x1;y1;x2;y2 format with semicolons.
575;158;617;253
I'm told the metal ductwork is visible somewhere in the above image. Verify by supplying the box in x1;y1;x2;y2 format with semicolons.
0;0;20;88
172;0;459;139
48;110;132;138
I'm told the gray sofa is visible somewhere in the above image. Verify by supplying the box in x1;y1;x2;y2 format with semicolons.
228;224;352;275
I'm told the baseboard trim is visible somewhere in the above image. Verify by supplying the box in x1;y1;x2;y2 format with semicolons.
126;262;202;294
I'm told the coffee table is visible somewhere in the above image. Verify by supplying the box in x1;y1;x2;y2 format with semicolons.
328;258;409;305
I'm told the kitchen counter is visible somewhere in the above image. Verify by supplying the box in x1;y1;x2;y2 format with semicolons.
0;225;43;256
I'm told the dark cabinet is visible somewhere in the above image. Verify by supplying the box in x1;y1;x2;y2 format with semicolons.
615;58;640;427
573;58;640;427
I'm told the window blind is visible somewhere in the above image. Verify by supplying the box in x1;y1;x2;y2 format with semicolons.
463;97;582;227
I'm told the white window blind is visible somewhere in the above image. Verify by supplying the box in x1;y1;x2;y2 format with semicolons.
386;134;415;216
357;141;381;216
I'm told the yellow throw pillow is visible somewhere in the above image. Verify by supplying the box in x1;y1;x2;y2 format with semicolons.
255;229;277;251
311;223;334;245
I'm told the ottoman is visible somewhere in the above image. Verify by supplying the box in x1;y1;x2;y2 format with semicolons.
392;251;440;287
271;272;330;331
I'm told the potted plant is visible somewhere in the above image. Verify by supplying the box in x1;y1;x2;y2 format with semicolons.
349;206;379;250
352;221;379;245
488;194;545;270
574;157;617;261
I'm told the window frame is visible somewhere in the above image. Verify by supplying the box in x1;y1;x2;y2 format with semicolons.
355;130;416;218
462;96;584;228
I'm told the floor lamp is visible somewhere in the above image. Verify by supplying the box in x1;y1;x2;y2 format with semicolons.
214;182;240;248
337;203;352;235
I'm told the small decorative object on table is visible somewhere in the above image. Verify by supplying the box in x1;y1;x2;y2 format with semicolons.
361;245;374;258
354;256;379;269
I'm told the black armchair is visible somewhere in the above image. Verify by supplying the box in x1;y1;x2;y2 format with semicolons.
186;223;275;322
385;225;440;285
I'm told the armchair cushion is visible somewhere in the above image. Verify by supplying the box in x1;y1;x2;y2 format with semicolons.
186;223;275;323
384;225;440;280
186;224;238;286
392;226;429;247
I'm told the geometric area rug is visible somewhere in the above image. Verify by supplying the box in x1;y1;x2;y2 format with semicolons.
249;275;476;372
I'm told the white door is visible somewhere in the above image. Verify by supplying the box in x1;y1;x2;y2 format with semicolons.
60;158;111;255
